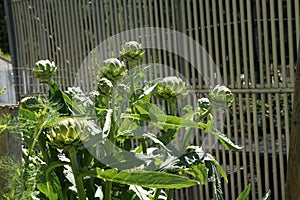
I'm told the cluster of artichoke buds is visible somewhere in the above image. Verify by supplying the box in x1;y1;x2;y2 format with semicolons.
99;58;127;85
48;118;87;149
154;76;189;101
208;85;234;108
33;60;57;82
97;78;113;97
121;41;145;63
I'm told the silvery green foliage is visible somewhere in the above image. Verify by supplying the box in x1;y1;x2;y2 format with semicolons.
154;76;189;101
32;60;57;82
209;85;234;108
121;41;145;63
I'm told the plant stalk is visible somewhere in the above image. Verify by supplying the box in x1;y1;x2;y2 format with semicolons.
167;189;174;200
141;138;147;154
69;148;86;200
168;100;176;115
153;188;162;200
104;181;112;200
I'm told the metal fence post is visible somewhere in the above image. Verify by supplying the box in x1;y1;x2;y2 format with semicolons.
4;0;19;101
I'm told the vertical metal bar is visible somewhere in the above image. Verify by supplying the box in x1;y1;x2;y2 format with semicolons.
217;1;230;199
205;1;213;85
247;1;263;198
212;1;222;85
269;1;279;199
224;2;236;198
4;0;19;100
232;1;242;194
277;1;287;198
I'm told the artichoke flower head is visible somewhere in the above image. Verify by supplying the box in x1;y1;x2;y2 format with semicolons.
99;58;127;85
154;76;189;101
48;118;88;150
33;60;57;82
197;97;211;110
121;41;145;63
97;77;113;96
209;85;234;108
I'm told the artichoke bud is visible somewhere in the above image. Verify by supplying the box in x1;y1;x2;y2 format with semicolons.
154;76;189;101
209;85;234;108
197;98;211;110
89;90;100;102
48;118;86;149
20;96;43;111
100;58;127;84
33;60;57;82
121;41;145;63
97;78;113;96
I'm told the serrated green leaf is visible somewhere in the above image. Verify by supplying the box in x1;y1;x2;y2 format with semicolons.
90;168;197;189
236;184;251;200
204;153;228;183
210;128;243;152
119;118;138;133
138;83;157;100
184;163;208;185
19;108;37;121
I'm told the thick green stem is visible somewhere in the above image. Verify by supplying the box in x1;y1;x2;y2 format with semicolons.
104;181;112;200
69;149;86;200
141;138;147;154
153;188;162;200
167;189;174;200
168;100;176;115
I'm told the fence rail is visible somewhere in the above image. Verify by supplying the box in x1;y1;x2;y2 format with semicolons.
6;0;300;199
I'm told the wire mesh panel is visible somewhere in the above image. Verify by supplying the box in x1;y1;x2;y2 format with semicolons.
7;0;300;199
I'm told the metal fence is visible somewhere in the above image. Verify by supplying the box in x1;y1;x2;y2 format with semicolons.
5;0;300;199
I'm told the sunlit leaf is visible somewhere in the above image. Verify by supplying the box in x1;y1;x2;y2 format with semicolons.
236;184;251;200
90;168;197;189
210;128;243;152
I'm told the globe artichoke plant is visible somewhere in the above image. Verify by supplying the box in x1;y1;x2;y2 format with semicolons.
0;41;260;200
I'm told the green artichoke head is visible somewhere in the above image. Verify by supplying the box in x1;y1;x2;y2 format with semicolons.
20;96;44;112
97;78;113;96
121;41;145;63
33;60;57;82
100;58;127;84
48;118;87;149
209;85;234;108
154;76;189;101
197;97;211;110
